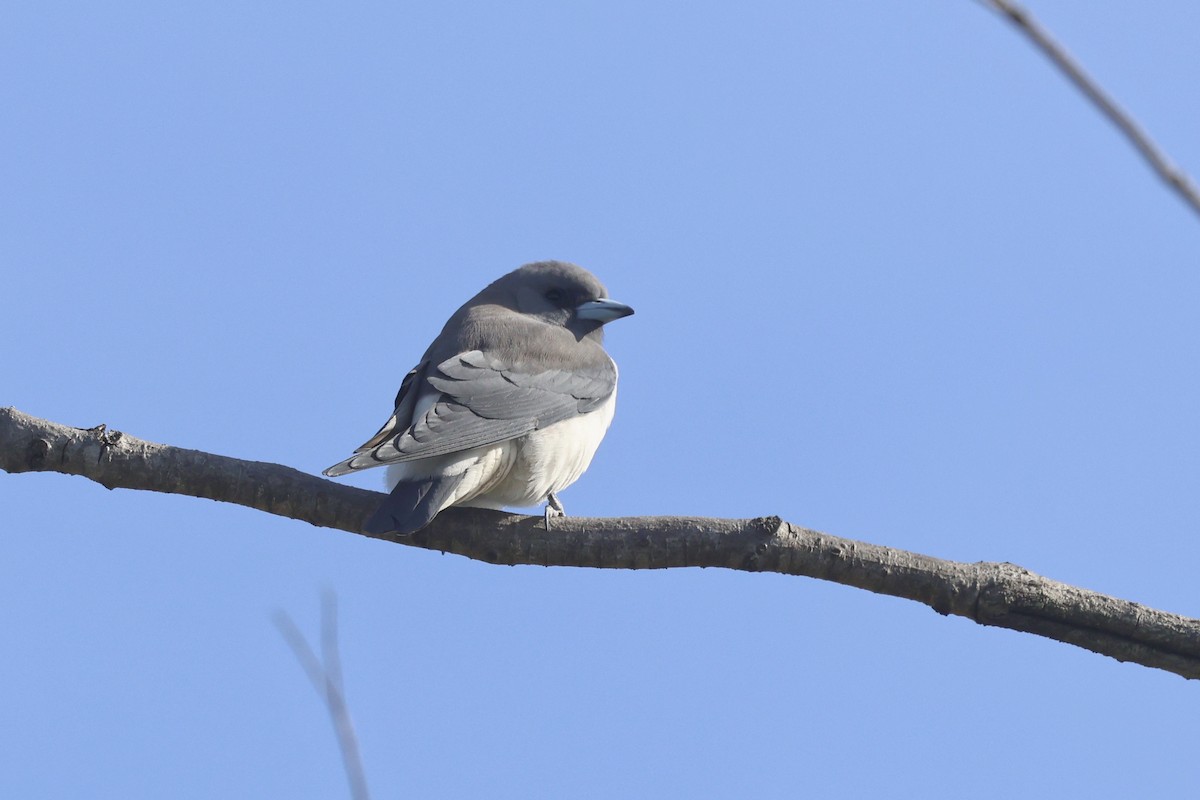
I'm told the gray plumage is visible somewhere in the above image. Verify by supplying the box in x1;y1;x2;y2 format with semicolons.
324;261;633;535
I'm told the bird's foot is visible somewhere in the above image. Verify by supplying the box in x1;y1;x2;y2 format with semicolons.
544;493;565;532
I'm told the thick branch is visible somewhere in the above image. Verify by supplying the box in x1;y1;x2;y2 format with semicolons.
4;406;1200;679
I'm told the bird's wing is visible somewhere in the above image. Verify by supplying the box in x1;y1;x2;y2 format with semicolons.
353;363;427;453
322;361;433;476
347;348;616;467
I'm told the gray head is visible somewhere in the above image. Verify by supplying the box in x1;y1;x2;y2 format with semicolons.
479;260;634;340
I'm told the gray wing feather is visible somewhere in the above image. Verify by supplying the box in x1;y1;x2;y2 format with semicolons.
374;402;536;461
322;361;429;476
376;349;616;463
325;345;616;474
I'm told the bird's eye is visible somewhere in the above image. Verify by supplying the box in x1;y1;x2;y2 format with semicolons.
544;288;567;305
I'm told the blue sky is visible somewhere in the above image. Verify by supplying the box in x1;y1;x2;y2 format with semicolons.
4;2;1200;797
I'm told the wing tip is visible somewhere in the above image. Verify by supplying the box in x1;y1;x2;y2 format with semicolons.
322;458;357;478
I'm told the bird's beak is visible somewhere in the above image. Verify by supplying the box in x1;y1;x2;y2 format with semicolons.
576;298;635;323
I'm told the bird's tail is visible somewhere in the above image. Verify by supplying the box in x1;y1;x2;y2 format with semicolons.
363;474;465;535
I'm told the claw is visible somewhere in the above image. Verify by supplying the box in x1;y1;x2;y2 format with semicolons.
543;492;565;532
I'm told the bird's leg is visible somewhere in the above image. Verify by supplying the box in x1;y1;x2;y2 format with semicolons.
544;492;565;532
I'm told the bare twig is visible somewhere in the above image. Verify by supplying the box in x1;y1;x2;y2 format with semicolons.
977;0;1200;219
5;406;1200;680
321;590;345;712
274;597;371;800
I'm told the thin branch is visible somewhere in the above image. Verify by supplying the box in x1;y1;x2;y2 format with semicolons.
977;0;1200;220
321;590;345;711
5;406;1200;679
274;599;371;800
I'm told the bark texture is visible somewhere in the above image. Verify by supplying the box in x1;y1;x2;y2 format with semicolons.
4;406;1199;679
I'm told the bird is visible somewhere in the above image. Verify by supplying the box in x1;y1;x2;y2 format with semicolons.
323;260;634;535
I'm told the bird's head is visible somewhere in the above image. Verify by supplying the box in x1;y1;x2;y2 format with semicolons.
497;261;634;340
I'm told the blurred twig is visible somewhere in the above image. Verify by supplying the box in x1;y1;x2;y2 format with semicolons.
274;594;371;800
977;0;1200;220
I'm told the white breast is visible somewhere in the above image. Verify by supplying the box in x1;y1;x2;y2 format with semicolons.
479;387;618;509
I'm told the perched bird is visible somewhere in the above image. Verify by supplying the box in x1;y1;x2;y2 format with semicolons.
324;261;634;535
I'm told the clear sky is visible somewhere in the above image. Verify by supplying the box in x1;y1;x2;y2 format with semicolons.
4;2;1200;797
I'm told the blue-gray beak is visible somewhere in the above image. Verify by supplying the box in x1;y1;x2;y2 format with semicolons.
576;298;635;323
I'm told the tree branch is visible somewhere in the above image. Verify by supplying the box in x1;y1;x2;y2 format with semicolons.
977;0;1200;221
4;406;1199;679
